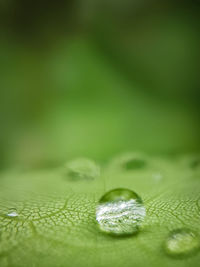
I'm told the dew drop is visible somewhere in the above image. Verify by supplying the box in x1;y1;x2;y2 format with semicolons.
164;228;200;258
124;158;146;170
65;158;100;180
6;208;18;218
96;188;146;236
110;153;147;171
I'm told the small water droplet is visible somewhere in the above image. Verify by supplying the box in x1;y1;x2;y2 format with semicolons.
164;229;200;258
124;158;146;170
96;188;146;236
110;153;147;172
6;208;18;218
65;158;100;181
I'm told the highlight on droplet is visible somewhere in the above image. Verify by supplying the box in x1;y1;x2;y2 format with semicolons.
96;188;146;236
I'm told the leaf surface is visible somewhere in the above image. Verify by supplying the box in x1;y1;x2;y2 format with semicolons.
0;154;200;267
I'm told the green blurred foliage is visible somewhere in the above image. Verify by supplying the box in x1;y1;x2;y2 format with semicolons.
0;0;199;168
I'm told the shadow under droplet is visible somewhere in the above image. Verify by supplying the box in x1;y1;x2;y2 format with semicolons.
96;224;140;240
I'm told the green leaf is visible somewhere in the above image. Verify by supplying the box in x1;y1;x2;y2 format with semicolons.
0;154;200;267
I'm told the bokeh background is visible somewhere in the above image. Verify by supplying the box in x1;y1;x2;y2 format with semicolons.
0;0;200;170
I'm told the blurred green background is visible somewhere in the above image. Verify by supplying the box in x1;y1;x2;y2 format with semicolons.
0;0;199;169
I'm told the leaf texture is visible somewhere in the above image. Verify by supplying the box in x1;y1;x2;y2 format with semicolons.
0;154;200;267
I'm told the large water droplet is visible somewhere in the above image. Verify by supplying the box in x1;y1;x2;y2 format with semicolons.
65;158;100;180
96;188;146;236
6;208;18;218
164;229;200;258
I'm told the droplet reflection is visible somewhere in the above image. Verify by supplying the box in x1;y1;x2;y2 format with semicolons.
96;188;146;236
6;208;18;218
65;158;100;181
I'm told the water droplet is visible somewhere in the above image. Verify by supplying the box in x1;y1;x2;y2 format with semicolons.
110;153;147;171
6;208;18;218
96;188;146;236
65;158;100;181
124;158;146;170
164;229;200;258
